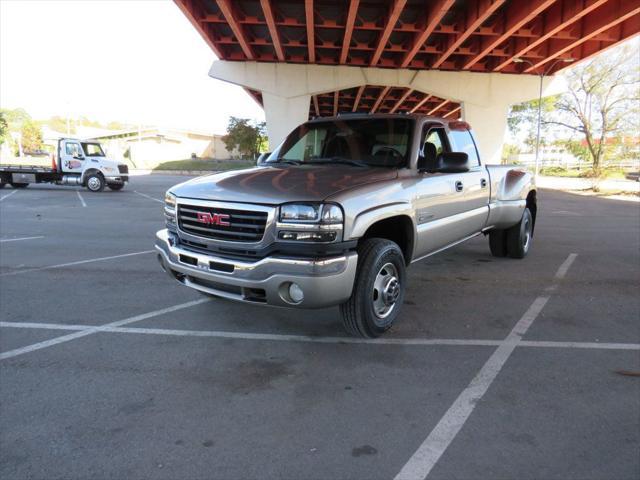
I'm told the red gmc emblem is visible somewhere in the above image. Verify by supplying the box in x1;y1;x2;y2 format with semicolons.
196;212;231;226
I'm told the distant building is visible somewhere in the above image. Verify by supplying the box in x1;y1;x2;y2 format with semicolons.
89;127;239;168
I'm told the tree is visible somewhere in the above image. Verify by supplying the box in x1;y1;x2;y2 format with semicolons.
548;44;639;179
222;117;267;159
507;96;558;151
20;120;44;153
0;111;8;146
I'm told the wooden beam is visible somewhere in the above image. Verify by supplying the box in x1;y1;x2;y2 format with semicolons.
333;91;339;116
524;0;640;72
305;0;315;62
370;0;407;66
432;0;506;68
371;87;391;113
409;94;433;113
313;95;320;117
463;0;557;70
494;0;609;71
216;0;254;59
443;106;461;118
389;89;414;113
401;0;455;68
259;0;284;61
173;0;224;58
428;99;450;115
352;86;365;111
340;0;360;64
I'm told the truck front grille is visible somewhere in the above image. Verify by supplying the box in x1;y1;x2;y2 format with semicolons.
178;204;268;242
118;164;129;174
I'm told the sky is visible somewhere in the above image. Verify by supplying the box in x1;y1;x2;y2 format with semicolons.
0;0;264;134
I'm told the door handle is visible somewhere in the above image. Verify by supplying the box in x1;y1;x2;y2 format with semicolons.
455;181;464;192
480;178;487;188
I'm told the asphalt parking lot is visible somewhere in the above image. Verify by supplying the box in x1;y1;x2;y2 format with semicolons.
1;175;638;480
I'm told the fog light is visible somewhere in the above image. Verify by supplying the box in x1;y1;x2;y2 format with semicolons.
289;283;304;303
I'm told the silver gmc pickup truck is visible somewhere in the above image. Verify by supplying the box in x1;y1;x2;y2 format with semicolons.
156;114;536;337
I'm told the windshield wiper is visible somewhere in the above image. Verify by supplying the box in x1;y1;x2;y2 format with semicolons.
308;157;368;168
269;158;302;165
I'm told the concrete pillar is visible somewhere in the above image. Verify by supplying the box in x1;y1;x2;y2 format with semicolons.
461;102;510;165
262;93;311;149
208;61;565;163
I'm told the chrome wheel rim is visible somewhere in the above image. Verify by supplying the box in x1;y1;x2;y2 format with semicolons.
372;262;400;320
522;216;531;252
87;177;101;191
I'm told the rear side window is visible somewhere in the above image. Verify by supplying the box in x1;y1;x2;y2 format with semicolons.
449;130;480;166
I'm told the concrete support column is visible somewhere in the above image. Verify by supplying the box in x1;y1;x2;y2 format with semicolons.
461;102;510;165
262;93;311;149
209;60;565;163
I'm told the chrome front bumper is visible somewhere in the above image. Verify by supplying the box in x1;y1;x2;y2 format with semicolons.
155;229;358;309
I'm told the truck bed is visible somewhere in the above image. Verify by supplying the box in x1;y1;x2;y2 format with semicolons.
0;155;52;170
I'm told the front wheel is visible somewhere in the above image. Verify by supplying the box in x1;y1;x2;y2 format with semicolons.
85;173;105;192
108;183;124;191
10;183;29;188
340;238;406;338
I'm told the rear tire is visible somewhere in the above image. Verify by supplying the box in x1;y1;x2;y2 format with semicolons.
488;229;508;257
340;238;406;338
108;183;124;191
506;208;533;259
10;183;28;188
85;173;105;192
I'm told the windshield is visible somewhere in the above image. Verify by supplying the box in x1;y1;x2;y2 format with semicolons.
81;142;105;157
267;118;413;168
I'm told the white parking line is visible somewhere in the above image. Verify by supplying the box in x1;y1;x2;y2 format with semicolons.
76;191;87;207
0;250;154;277
0;299;209;361
2;321;637;351
0;190;18;201
394;253;578;480
133;190;163;203
0;236;45;243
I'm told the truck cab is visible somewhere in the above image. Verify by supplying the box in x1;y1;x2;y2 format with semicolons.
55;138;129;192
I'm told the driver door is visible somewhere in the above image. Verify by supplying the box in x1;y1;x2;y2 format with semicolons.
60;140;84;174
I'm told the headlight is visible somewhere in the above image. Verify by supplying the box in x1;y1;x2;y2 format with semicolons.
165;191;176;209
279;203;343;224
277;203;343;243
164;192;176;226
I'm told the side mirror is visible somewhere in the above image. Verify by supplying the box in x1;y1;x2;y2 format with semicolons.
256;152;271;166
435;152;469;173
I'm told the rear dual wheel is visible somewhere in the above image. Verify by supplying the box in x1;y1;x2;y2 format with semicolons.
340;238;406;338
489;208;533;259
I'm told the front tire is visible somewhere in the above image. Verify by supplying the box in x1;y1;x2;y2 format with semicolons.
10;182;28;188
108;183;124;191
506;208;533;259
85;173;105;192
340;238;406;338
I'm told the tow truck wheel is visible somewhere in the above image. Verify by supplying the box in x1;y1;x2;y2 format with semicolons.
85;173;105;192
108;183;124;191
340;238;406;338
506;208;533;259
10;183;29;188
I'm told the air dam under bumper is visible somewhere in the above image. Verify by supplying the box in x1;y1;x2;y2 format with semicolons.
155;229;358;308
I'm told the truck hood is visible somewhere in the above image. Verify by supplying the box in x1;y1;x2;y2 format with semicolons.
170;165;398;204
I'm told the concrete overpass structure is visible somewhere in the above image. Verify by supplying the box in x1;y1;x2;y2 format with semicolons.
176;0;640;163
